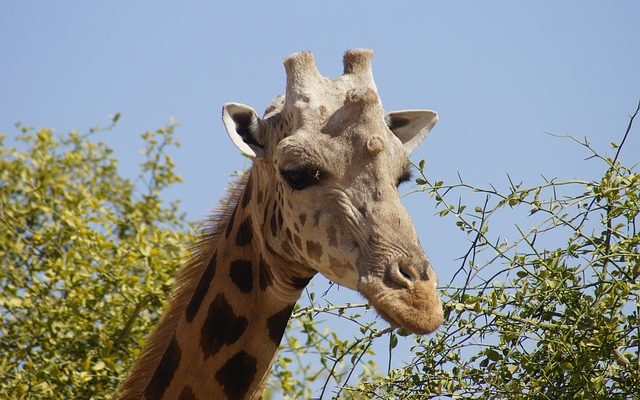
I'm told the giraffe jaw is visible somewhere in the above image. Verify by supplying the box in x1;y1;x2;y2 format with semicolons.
358;278;444;335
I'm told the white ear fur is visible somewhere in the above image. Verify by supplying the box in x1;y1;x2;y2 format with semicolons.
222;102;264;158
386;110;438;153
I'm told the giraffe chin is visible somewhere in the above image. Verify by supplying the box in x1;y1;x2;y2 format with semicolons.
358;279;444;335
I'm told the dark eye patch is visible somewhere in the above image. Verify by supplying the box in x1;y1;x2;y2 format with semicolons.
396;169;413;188
280;166;322;191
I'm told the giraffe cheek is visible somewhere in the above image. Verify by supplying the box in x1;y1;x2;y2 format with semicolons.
317;256;359;290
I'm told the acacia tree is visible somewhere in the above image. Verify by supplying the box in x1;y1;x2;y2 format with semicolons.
0;104;638;399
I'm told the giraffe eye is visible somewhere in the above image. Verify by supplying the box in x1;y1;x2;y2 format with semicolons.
280;166;322;190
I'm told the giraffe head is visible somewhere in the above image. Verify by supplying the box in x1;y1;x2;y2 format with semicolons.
222;49;443;334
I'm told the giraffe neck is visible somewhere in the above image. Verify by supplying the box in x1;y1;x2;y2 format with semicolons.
122;169;314;400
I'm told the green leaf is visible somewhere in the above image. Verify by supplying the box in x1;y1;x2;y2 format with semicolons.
485;349;501;361
389;334;398;349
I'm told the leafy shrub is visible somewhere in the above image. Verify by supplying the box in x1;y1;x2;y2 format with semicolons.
0;118;190;399
272;105;640;399
1;105;638;399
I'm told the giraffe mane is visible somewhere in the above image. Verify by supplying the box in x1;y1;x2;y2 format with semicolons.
116;172;250;400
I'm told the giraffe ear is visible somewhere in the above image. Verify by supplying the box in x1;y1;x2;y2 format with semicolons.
222;102;265;158
386;110;438;153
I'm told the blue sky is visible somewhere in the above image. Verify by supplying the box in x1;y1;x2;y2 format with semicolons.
2;0;638;277
2;0;639;391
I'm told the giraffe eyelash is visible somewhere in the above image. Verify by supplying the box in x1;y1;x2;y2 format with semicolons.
396;170;413;187
280;166;323;191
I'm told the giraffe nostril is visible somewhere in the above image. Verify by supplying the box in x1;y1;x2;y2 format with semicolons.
388;259;417;289
398;265;414;282
387;258;432;289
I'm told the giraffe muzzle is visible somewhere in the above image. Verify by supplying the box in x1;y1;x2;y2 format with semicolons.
358;253;442;334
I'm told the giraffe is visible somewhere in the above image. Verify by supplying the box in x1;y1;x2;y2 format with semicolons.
117;49;443;400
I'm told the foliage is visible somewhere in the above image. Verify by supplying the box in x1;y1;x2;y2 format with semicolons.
271;104;639;399
0;117;190;399
1;103;638;399
353;139;639;399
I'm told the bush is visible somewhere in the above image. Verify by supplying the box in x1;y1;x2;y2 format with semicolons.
0;118;190;398
1;104;638;399
271;104;640;399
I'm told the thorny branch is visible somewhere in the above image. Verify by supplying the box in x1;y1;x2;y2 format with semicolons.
277;101;640;398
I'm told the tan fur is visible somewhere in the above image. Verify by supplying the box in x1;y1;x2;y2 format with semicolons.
116;174;248;400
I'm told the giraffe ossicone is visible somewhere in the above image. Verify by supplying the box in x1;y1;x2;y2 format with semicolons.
118;48;443;400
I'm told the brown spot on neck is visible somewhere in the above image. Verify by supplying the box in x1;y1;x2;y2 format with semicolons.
144;335;181;400
306;240;323;262
185;252;217;323
200;294;248;358
215;351;258;399
235;216;254;247
229;259;253;293
267;303;296;345
290;275;313;290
